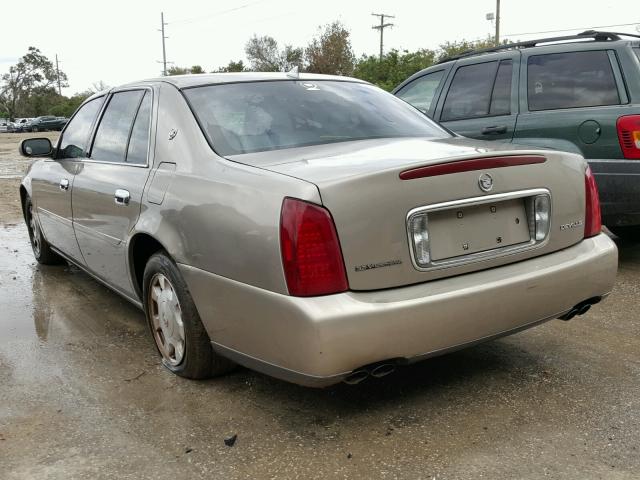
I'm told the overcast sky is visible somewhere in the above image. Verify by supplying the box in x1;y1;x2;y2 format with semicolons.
2;0;639;94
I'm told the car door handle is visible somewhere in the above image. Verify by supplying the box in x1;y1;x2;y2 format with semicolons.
114;189;131;206
481;125;508;135
59;178;70;191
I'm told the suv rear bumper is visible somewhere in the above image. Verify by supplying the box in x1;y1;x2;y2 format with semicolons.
180;234;617;387
589;159;640;226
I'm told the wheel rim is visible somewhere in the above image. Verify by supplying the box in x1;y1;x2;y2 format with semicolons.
28;204;41;257
148;273;186;366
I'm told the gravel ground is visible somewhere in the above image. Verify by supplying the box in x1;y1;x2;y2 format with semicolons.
0;132;639;479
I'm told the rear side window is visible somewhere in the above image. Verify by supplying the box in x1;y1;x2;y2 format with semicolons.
125;91;152;164
441;60;512;121
58;97;105;159
396;70;445;114
91;90;144;163
527;51;619;111
634;47;640;62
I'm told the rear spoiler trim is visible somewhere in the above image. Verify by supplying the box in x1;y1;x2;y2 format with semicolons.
399;155;547;180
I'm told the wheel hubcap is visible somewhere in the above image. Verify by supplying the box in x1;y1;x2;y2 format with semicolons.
149;273;185;366
28;204;41;257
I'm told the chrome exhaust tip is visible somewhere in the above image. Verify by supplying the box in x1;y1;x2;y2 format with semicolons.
370;363;396;378
343;369;369;385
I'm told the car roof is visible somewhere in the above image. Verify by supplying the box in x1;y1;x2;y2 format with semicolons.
124;72;367;89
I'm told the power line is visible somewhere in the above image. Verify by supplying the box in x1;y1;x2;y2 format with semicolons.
503;22;640;38
170;0;267;26
371;13;395;61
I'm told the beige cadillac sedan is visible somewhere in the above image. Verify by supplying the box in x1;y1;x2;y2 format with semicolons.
19;73;617;387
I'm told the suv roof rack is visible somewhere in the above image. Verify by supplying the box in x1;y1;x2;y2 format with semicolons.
437;30;640;64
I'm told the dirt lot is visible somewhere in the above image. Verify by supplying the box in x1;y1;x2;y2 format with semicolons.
1;132;639;479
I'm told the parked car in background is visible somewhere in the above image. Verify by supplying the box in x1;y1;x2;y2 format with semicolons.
28;116;67;132
0;120;8;132
394;30;640;239
18;73;617;387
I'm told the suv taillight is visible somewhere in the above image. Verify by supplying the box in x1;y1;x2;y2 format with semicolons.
584;166;602;238
280;198;348;297
617;115;640;159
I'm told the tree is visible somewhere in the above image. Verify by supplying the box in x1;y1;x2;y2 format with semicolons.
353;49;436;91
91;80;110;93
189;65;205;74
305;21;355;76
215;60;247;73
245;35;303;72
167;66;190;76
0;47;68;120
436;37;511;62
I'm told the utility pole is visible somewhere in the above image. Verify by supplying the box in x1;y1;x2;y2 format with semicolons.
159;12;168;76
55;54;62;95
495;0;501;45
371;13;395;61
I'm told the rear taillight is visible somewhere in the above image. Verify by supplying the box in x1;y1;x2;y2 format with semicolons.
584;166;602;238
280;198;348;297
617;115;640;159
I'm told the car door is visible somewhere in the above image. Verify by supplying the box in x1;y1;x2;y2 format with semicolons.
72;88;154;297
30;96;105;262
433;52;519;141
513;47;628;158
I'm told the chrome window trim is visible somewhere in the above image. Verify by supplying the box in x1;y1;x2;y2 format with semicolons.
406;188;552;272
83;86;154;168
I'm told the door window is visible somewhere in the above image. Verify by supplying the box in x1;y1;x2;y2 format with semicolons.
126;91;152;164
91;90;145;163
633;47;640;62
489;60;513;116
396;70;445;114
57;97;104;158
527;50;619;111
441;60;513;121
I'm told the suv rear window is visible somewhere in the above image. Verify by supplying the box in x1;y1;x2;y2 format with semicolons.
527;51;619;111
185;80;450;155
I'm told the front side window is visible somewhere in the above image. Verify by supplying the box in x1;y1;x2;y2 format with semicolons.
184;80;450;156
58;97;105;159
91;90;144;163
489;60;513;116
396;70;445;114
527;51;619;111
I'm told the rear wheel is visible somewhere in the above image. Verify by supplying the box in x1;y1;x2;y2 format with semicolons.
32;126;39;132
608;225;640;242
143;252;235;379
25;197;63;264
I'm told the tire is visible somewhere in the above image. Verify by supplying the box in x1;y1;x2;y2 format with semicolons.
608;225;640;241
32;126;39;132
142;251;236;379
25;196;64;265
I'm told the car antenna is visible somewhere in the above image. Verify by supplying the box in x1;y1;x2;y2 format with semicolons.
286;65;299;79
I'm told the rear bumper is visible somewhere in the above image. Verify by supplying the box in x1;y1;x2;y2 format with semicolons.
180;234;618;387
589;159;640;226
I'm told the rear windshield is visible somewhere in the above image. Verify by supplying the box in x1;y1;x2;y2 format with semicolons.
184;80;450;155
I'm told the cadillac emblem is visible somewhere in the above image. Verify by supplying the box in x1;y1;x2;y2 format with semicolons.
478;173;494;192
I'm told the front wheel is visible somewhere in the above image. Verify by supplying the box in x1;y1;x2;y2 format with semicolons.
31;126;39;132
608;225;640;242
142;252;236;379
25;197;63;264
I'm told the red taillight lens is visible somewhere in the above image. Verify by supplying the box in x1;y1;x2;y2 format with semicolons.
584;166;602;238
617;115;640;159
280;198;348;296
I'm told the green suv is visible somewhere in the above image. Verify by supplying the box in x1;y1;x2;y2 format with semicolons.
393;31;640;239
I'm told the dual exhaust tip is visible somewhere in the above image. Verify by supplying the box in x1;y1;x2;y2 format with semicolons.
559;296;602;321
343;362;397;385
343;296;603;385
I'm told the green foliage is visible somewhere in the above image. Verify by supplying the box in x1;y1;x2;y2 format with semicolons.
305;21;355;76
245;35;303;72
437;37;511;62
215;60;247;73
167;65;206;75
353;49;436;91
0;46;68;119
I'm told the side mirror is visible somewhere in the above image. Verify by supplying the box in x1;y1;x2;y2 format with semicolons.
19;138;53;157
